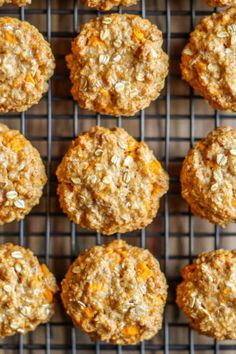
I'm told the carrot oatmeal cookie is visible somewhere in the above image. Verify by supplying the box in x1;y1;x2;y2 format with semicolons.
181;126;236;227
181;7;236;112
0;243;58;338
0;123;47;224
205;0;236;6
61;240;168;344
66;14;168;116
81;0;138;11
0;0;31;5
0;17;55;112
56;126;169;235
176;249;236;340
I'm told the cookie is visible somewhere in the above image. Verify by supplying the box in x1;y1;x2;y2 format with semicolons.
0;123;47;225
0;243;58;338
176;249;236;340
61;240;168;344
205;0;236;6
56;126;169;235
181;7;236;112
0;0;31;5
0;17;55;112
66;14;168;116
81;0;138;11
181;126;236;227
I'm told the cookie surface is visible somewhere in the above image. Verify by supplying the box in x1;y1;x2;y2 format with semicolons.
61;240;168;344
176;249;236;340
56;126;169;235
81;0;138;11
0;0;31;5
0;243;58;338
0;123;47;225
181;7;236;112
0;17;55;112
66;14;168;116
181;126;236;227
205;0;236;6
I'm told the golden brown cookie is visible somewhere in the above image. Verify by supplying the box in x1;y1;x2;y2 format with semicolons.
0;123;47;225
56;126;169;235
81;0;138;11
0;0;31;5
205;0;236;6
0;243;58;338
66;14;168;116
181;126;236;228
61;240;168;344
0;17;55;112
176;249;236;340
181;7;236;112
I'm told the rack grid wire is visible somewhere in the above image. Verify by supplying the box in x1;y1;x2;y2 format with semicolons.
0;0;235;353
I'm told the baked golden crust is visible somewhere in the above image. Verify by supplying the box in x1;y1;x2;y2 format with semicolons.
61;240;168;344
81;0;138;11
181;126;236;227
56;126;169;235
181;7;236;112
0;243;58;338
0;123;47;225
0;0;31;5
176;249;236;340
205;0;236;6
66;14;168;116
0;17;55;112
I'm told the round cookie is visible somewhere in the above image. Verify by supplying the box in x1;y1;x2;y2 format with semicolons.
205;0;236;6
56;126;169;235
81;0;138;11
66;14;168;116
181;7;236;112
61;240;168;344
0;0;31;5
0;17;55;112
0;243;58;338
181;126;236;228
0;123;47;225
176;249;236;340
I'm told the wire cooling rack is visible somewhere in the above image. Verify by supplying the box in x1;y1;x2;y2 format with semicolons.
0;0;236;353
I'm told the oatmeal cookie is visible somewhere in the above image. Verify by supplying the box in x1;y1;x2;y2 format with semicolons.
66;14;168;116
181;126;236;227
0;123;47;225
0;17;55;112
181;7;236;112
0;243;58;338
176;249;236;340
0;0;31;5
56;126;169;235
61;240;167;344
205;0;236;6
81;0;138;11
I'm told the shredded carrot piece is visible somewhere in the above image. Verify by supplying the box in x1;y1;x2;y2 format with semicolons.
88;36;105;47
45;287;53;303
8;135;25;152
84;307;96;318
4;32;16;43
41;264;50;276
88;282;105;293
25;73;35;84
132;27;145;42
122;325;140;336
136;262;153;280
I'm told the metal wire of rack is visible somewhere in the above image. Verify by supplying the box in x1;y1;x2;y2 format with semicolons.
0;0;235;353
